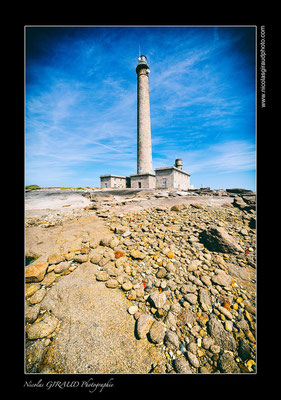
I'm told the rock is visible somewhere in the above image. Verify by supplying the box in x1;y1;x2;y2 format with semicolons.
166;262;176;274
236;319;250;331
41;272;56;287
225;320;233;332
29;287;47;305
210;344;221;354
187;260;202;271
199;288;211;307
40;263;166;373
227;263;250;282
211;269;233;287
187;342;197;354
233;197;248;210
166;251;174;259
218;351;240;373
187;351;200;368
156;267;167;278
238;338;252;361
135;287;145;298
130;250;146;260
26;340;47;372
54;261;70;274
226;188;253;195
202;335;215;350
149;292;167;309
105;279;118;288
25;303;41;323
25;262;48;283
181;283;197;294
47;254;65;264
207;315;236;352
90;248;104;264
164;330;179;348
216;304;233;320
164;311;177;330
136;314;154;339
26;315;59;339
201;275;212;287
73;254;88;263
114;250;125;259
178;309;196;326
115;225;129;234
183;293;197;305
245;329;256;343
174;357;193;374
245;303;256;315
25;283;40;298
109;238;120;249
122;281;133;291
128;305;138;315
171;204;185;212
199;226;243;254
100;235;115;247
149;320;166;344
95;271;110;281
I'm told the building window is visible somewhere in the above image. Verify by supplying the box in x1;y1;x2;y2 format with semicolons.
105;183;107;188
138;182;142;188
163;178;167;186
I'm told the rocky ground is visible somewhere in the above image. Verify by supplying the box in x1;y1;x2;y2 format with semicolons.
25;188;256;374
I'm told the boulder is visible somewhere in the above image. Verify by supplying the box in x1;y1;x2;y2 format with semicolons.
149;292;167;309
211;269;233;287
207;315;236;352
218;351;240;373
174;357;193;374
149;320;166;344
25;262;48;283
136;314;154;339
26;315;59;339
199;226;243;254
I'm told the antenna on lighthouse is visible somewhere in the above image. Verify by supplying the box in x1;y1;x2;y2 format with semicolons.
139;45;141;57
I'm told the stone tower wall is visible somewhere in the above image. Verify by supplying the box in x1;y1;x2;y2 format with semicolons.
137;68;153;174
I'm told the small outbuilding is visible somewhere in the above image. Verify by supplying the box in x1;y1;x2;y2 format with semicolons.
100;175;127;189
155;159;191;190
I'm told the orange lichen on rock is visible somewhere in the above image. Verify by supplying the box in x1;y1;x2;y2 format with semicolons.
114;250;125;259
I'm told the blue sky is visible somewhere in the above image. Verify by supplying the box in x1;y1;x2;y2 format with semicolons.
25;26;256;190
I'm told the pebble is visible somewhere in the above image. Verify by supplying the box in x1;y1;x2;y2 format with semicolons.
128;305;138;315
187;351;200;368
122;281;133;291
136;314;154;339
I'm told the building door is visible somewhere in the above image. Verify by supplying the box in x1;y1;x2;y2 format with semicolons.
138;182;142;188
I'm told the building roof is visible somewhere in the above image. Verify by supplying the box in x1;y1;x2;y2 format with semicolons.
100;174;126;179
155;166;190;176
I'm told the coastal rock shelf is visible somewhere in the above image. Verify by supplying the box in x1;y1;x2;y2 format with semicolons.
25;189;256;373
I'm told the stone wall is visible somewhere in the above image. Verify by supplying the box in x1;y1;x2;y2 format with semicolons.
130;174;156;189
155;169;190;190
100;176;126;189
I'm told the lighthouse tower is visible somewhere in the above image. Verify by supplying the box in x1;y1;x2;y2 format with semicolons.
130;54;155;188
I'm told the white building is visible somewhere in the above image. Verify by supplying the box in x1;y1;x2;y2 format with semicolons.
100;175;127;189
155;159;191;190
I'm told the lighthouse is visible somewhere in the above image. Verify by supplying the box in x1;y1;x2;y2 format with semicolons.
130;54;155;188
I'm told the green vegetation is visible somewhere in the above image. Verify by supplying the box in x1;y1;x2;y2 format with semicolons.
25;185;41;191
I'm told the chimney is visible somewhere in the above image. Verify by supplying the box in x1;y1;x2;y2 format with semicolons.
175;158;183;170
